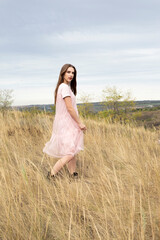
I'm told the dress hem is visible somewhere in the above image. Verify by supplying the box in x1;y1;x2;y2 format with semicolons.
42;147;84;159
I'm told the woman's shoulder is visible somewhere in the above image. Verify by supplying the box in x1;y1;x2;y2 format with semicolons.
57;83;71;97
57;83;65;91
58;83;69;89
58;83;71;92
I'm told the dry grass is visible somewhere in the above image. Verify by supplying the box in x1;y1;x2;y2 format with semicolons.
0;110;160;240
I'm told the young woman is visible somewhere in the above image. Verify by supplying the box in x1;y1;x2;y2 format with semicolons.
43;63;87;179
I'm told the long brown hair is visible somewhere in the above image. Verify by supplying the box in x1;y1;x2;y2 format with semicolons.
54;63;77;105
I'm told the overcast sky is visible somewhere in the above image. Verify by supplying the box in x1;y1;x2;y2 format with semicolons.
0;0;160;106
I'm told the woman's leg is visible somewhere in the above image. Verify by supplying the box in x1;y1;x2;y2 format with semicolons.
66;156;76;174
51;154;73;176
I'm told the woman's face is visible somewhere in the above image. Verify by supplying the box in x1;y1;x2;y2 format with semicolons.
63;67;75;85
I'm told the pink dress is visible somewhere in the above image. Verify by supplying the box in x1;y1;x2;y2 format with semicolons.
43;83;84;158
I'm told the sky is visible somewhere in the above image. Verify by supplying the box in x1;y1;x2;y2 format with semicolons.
0;0;160;106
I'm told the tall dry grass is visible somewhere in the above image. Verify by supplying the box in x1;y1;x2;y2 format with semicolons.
0;110;160;240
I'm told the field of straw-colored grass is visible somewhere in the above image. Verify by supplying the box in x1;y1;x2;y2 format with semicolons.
0;110;160;240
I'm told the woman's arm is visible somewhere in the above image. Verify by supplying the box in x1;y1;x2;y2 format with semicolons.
64;96;87;130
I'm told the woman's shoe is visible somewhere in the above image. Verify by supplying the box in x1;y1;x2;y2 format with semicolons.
47;171;55;180
70;172;78;178
73;172;78;176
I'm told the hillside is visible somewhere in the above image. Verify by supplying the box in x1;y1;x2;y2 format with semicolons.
0;110;160;239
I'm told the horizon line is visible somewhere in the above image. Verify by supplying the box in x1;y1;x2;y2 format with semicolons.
12;99;160;108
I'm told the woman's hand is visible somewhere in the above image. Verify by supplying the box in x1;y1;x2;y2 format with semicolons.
78;122;87;131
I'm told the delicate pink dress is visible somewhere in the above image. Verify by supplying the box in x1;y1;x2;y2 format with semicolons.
43;83;84;158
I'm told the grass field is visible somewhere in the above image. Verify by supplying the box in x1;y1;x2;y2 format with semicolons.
0;110;160;240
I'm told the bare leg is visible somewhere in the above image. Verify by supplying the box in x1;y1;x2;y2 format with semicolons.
66;156;76;174
51;154;73;176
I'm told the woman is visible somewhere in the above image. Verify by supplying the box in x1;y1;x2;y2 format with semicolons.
43;63;87;179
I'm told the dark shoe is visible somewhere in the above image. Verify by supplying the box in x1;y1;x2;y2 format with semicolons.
70;172;78;178
47;171;55;180
73;172;78;176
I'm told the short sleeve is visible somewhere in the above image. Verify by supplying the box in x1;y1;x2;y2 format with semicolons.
61;84;71;99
